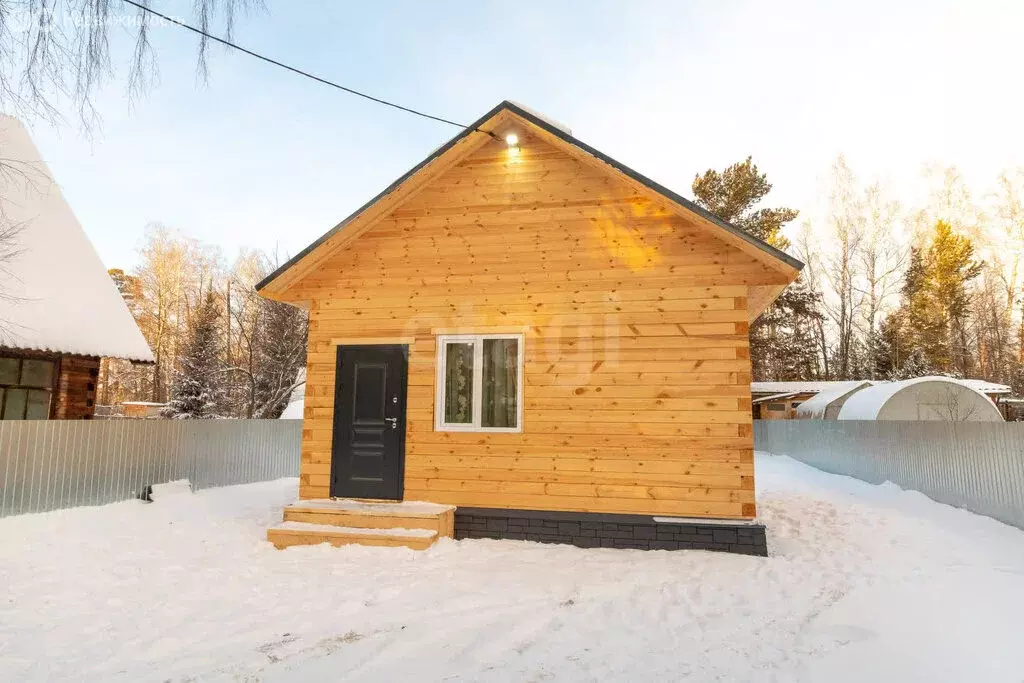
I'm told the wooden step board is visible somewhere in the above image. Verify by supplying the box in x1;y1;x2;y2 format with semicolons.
267;499;456;550
268;522;438;550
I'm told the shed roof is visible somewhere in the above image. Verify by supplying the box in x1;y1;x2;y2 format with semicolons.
256;101;803;302
957;379;1012;395
750;381;850;396
751;392;801;404
0;116;154;362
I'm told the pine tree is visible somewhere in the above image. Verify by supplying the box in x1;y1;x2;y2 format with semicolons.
928;220;982;376
692;157;822;380
901;246;950;369
165;290;224;419
888;222;982;375
692;157;797;250
874;312;905;378
888;347;934;380
751;275;825;380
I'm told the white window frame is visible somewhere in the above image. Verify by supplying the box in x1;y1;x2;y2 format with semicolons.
435;333;524;433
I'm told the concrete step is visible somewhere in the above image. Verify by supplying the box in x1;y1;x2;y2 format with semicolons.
267;521;438;551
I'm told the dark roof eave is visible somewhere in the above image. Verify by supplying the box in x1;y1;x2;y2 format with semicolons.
257;101;803;292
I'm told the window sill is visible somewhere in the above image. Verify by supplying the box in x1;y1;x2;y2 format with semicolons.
435;424;523;434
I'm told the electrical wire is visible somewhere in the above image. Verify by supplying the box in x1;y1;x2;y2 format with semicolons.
119;0;480;132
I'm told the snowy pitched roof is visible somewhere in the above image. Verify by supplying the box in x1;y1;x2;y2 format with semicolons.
0;116;153;362
751;392;801;404
957;379;1011;395
750;381;852;396
795;381;874;419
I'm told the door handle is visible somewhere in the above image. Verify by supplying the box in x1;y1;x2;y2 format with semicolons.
384;417;398;429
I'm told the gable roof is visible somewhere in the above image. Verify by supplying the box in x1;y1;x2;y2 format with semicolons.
0;116;154;362
750;381;850;396
257;101;803;298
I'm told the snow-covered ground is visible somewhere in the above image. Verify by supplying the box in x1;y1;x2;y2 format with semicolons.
3;455;1024;682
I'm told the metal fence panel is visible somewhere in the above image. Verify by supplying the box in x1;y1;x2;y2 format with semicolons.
755;420;1024;530
0;420;301;518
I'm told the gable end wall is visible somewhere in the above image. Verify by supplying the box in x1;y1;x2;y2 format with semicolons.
290;131;791;519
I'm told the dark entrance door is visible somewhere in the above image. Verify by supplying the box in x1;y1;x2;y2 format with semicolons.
330;345;408;500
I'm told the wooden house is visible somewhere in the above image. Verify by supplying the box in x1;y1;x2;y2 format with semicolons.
258;102;802;554
749;381;837;419
0;116;154;420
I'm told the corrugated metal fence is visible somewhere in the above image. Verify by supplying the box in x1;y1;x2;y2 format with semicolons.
755;420;1024;530
0;420;301;518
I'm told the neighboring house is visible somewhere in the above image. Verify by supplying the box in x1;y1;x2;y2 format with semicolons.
0;117;154;420
1000;398;1024;422
752;392;806;420
838;376;1005;422
256;101;802;554
750;381;838;419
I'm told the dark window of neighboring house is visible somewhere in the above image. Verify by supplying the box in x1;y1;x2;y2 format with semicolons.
791;402;802;409
767;402;786;411
0;357;55;420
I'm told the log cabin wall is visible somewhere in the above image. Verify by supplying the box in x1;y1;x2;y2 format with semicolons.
0;349;98;419
54;355;100;419
289;130;791;520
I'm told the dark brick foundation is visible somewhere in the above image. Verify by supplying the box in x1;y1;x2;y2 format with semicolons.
454;508;768;556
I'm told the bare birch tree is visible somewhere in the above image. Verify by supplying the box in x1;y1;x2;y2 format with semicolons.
857;183;905;378
0;0;261;124
820;156;865;379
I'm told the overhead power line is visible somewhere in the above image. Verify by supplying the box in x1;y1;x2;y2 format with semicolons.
119;0;476;131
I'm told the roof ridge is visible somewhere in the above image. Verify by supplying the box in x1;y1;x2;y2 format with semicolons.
257;100;803;293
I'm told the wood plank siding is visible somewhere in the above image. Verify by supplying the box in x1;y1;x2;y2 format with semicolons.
273;111;796;520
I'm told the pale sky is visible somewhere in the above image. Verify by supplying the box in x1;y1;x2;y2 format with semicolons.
14;0;1024;269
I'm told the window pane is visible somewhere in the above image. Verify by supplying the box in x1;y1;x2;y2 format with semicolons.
3;388;27;420
20;360;54;388
482;338;518;428
444;343;474;424
25;390;51;420
0;358;18;385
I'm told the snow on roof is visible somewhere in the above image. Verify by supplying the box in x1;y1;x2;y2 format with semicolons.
957;379;1012;395
837;376;1002;421
0;116;154;362
750;381;852;395
753;378;1010;400
751;392;801;404
795;381;874;419
506;100;573;135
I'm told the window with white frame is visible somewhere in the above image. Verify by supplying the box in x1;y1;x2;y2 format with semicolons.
435;334;523;432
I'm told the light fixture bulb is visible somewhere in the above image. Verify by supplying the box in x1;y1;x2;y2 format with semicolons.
505;133;519;147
